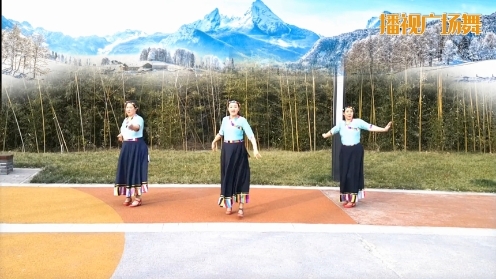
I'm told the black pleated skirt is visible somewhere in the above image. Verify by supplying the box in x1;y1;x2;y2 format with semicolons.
339;143;365;202
218;142;250;208
114;138;149;197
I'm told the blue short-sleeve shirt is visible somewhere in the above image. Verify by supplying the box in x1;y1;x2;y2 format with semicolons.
330;118;372;145
120;115;144;140
218;116;254;141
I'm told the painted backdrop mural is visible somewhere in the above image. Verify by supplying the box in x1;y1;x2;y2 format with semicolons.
1;0;495;152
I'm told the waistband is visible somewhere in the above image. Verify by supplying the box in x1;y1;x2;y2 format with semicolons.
124;137;142;142
224;140;244;143
342;142;360;147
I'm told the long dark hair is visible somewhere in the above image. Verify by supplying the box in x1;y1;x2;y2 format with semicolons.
125;100;149;145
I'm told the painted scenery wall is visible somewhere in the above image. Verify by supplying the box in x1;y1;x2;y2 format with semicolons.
1;0;495;153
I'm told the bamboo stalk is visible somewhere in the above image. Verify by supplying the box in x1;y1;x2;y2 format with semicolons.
162;70;165;148
245;68;249;119
481;91;486;153
100;76;108;147
93;69;96;150
194;68;203;147
287;75;295;151
2;107;8;151
369;64;376;146
359;72;363;119
75;72;85;151
390;77;395;150
279;75;287;149
469;86;475;152
5;87;25;152
456;89;460;152
474;83;481;152
174;72;185;150
463;90;468;152
122;71;125;101
245;69;249;150
418;66;422;152
211;70;217;135
404;65;408;151
184;73;190;151
488;93;493;153
437;72;443;150
312;71;316;152
27;95;40;153
45;89;68;153
293;74;299;151
37;79;46;153
266;67;271;149
304;73;312;151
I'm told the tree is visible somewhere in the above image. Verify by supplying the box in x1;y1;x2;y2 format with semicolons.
458;35;471;60
30;33;50;78
147;48;157;61
139;48;149;61
2;24;25;75
442;40;457;65
468;37;483;61
481;32;496;60
101;57;110;65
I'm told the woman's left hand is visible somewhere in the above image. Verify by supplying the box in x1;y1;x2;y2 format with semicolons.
253;150;262;159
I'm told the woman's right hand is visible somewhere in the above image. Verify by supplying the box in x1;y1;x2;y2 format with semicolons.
117;134;123;142
211;141;217;151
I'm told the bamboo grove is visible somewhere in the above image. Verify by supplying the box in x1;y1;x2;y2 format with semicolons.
1;59;495;153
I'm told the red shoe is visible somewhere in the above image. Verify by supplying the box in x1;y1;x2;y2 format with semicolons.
123;198;132;206
129;199;142;207
343;202;356;208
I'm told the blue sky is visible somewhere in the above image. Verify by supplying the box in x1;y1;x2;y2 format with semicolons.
2;0;495;37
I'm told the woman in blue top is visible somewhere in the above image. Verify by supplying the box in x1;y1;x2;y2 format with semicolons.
114;100;149;207
211;100;262;217
322;106;391;208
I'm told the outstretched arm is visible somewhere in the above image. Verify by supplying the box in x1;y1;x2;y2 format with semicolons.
322;130;333;138
369;121;392;132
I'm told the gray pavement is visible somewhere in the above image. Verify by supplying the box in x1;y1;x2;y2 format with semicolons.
113;231;496;279
0;168;41;184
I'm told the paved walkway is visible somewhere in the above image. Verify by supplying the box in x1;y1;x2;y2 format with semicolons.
1;168;495;279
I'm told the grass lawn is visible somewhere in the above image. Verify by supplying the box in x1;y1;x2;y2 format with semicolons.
6;150;496;193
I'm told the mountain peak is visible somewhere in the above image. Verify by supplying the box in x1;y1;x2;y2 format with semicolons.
366;11;391;29
187;8;221;32
244;0;289;35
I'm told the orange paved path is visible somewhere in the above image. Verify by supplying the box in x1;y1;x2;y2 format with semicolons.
1;186;495;227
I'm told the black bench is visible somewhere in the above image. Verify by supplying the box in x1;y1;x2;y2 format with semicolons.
0;154;14;175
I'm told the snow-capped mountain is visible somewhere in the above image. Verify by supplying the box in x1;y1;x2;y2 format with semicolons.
299;29;379;67
2;5;495;65
185;0;318;46
1;15;113;55
366;11;391;29
1;0;319;62
159;0;319;61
